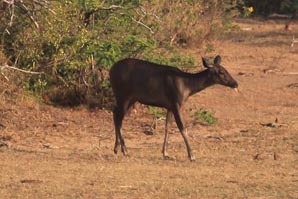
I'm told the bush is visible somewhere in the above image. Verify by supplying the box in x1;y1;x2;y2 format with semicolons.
0;0;242;108
149;0;243;47
193;109;218;125
243;0;298;16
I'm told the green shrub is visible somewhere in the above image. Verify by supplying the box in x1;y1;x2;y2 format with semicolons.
147;106;166;120
0;0;242;108
193;109;218;125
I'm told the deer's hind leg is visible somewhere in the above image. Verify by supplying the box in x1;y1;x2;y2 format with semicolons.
162;110;173;159
113;104;125;155
113;98;135;156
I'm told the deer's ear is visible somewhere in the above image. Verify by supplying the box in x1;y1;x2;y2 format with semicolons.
214;55;221;65
202;57;211;68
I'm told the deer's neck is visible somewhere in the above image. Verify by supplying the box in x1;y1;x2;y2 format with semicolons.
184;69;215;97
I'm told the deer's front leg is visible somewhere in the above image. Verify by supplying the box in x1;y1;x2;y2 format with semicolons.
172;106;195;161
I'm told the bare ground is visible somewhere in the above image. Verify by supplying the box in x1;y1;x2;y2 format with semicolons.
1;19;298;199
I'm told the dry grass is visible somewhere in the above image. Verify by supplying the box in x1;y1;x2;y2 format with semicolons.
1;18;298;198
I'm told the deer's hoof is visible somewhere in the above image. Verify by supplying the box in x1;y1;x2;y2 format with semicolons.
122;148;128;156
189;156;196;162
163;155;175;161
163;155;170;160
114;148;118;154
114;142;120;154
123;153;129;157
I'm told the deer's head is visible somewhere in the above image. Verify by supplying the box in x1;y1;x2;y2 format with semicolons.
202;55;238;89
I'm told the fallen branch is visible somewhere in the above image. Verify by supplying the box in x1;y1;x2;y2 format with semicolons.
0;64;44;80
138;6;161;22
130;15;154;33
282;72;298;76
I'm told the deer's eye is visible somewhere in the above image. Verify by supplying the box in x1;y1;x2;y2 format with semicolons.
218;70;225;78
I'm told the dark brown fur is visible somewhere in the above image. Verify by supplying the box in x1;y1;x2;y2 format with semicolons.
109;55;238;161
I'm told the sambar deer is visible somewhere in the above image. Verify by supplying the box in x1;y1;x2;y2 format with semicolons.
110;55;238;161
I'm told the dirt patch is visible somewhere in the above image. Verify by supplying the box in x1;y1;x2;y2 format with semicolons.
1;19;298;198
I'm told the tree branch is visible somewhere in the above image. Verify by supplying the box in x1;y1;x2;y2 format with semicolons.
3;0;54;29
16;0;39;28
84;4;137;26
1;64;44;76
130;15;154;33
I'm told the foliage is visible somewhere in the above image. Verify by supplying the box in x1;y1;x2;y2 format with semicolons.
205;44;216;54
0;0;243;108
243;0;298;16
280;0;298;15
193;109;218;125
147;106;166;120
151;0;244;47
242;6;254;17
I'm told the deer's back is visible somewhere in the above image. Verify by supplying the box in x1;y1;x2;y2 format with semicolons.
110;58;182;86
110;58;185;107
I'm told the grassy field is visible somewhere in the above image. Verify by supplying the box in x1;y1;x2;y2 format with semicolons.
1;18;298;198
